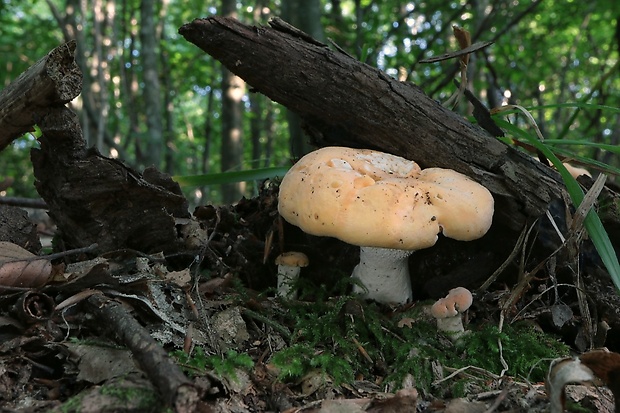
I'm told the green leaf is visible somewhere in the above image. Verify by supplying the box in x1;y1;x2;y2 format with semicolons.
173;166;290;187
542;139;620;155
494;118;620;291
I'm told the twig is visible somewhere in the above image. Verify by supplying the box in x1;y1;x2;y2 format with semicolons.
241;307;292;341
85;292;204;412
433;364;500;386
478;225;528;292
351;336;373;364
482;387;510;413
0;197;48;209
4;243;99;264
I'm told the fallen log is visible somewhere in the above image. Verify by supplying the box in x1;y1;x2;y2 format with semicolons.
0;41;82;151
179;16;565;231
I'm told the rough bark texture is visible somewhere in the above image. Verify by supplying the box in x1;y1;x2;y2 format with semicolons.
30;106;190;255
0;205;41;254
0;41;82;151
179;16;565;231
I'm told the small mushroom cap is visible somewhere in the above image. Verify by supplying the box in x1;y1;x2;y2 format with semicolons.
278;147;494;250
562;163;591;179
430;298;458;319
430;287;473;319
275;251;309;267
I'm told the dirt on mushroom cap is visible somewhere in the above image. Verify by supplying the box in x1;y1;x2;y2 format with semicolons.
278;147;494;250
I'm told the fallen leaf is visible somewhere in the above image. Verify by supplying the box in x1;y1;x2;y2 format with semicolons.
65;342;139;383
0;242;53;288
166;268;191;287
547;357;596;413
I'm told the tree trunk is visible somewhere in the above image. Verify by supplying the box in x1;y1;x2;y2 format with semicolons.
281;0;324;158
178;16;566;231
140;0;163;168
220;0;246;204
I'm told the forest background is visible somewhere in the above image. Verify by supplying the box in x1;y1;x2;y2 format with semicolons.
1;0;619;206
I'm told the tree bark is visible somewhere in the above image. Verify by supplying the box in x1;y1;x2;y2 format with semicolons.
30;106;190;255
179;16;565;231
0;40;82;151
281;0;325;158
140;0;163;168
220;0;246;204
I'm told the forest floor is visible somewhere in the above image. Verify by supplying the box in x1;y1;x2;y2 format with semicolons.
0;181;617;413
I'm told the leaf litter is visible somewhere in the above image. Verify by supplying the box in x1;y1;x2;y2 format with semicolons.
0;181;618;412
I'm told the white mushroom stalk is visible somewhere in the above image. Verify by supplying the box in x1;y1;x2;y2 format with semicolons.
277;147;494;306
275;252;309;299
352;247;413;304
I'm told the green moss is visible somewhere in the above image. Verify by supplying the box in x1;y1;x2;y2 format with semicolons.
172;347;254;381
99;383;159;409
57;379;163;413
265;295;569;396
458;323;569;382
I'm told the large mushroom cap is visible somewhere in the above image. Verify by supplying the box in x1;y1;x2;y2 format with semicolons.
278;146;494;250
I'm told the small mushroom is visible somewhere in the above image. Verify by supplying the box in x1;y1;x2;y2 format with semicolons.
277;147;494;305
562;162;591;179
275;252;309;299
430;287;473;340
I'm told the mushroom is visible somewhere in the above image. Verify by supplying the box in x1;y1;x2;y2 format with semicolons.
430;287;473;339
562;162;591;179
532;156;592;179
275;251;309;299
277;146;494;305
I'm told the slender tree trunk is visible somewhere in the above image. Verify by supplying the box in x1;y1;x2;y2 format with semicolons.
140;0;163;168
263;103;275;168
159;1;174;174
249;93;263;166
220;0;246;204
281;0;324;158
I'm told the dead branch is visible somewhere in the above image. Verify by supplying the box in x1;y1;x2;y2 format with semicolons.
179;16;565;231
0;41;82;151
86;292;205;412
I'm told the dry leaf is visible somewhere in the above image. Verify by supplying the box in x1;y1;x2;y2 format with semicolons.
0;242;53;288
166;268;191;288
452;25;471;65
547;357;596;413
545;349;620;413
578;349;620;383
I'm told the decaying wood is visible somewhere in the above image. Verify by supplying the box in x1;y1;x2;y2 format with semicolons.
179;16;565;231
0;205;41;254
0;41;82;151
86;292;205;412
30;106;190;255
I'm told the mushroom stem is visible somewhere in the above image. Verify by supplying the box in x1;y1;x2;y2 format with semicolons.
277;266;301;299
436;316;465;336
351;246;413;305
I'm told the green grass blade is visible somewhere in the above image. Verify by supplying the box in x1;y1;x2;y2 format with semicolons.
173;166;290;187
495;118;620;291
542;139;620;154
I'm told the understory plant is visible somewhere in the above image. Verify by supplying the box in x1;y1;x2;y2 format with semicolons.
268;295;569;395
172;347;254;380
492;103;620;292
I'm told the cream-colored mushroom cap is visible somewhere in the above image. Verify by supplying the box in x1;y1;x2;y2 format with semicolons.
430;287;473;319
275;251;309;267
278;147;494;250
